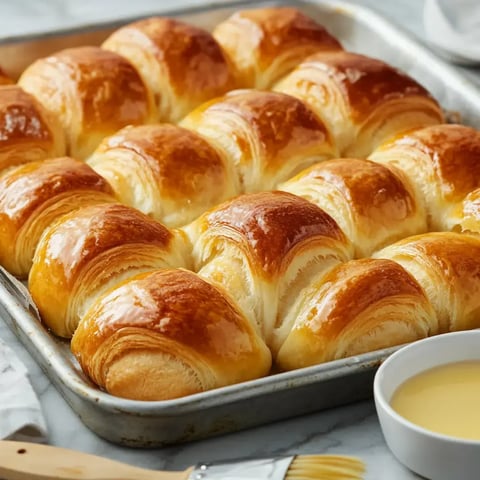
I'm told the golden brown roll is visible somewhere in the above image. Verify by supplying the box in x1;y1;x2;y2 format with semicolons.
279;158;427;257
274;51;444;157
373;232;480;334
276;258;437;370
0;157;114;278
71;268;272;401
87;124;238;227
18;46;153;160
0;67;13;85
213;7;342;89
180;90;336;192
451;188;480;233
0;85;65;171
369;124;480;231
102;17;236;122
29;203;189;338
185;191;353;345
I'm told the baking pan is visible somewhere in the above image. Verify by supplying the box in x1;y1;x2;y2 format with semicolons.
1;0;479;447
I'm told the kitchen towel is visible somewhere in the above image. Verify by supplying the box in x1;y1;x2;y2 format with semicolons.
0;338;48;443
424;0;480;64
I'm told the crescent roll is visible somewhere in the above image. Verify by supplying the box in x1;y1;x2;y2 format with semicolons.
275;258;437;370
0;157;115;278
279;158;427;257
185;191;353;345
71;268;271;401
0;86;65;171
369;124;480;231
18;46;153;160
213;7;342;89
29;203;189;338
87;124;238;227
374;232;480;334
180;90;336;192
274;51;444;157
102;17;236;122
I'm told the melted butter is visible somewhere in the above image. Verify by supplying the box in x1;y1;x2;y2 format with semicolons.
391;361;480;440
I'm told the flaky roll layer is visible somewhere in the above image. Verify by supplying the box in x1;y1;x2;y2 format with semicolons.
274;51;444;157
185;191;353;345
279;158;427;257
18;47;153;160
455;188;480;234
71;269;271;401
276;258;437;369
213;7;342;89
180;90;336;192
87;124;238;227
369;124;480;231
374;232;480;334
0;157;115;278
0;86;65;171
103;17;237;122
29;203;190;338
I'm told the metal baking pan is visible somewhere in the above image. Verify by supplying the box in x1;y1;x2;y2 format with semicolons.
1;0;479;448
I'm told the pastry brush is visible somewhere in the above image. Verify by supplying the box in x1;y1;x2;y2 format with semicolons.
0;440;365;480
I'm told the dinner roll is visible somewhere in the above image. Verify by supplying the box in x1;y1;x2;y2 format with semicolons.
19;46;153;160
274;51;444;157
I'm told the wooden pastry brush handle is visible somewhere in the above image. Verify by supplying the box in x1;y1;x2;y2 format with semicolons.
0;441;190;480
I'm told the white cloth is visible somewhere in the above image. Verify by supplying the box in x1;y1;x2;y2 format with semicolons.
0;338;48;443
424;0;480;64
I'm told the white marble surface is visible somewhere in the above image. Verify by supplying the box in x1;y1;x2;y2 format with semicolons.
0;1;478;479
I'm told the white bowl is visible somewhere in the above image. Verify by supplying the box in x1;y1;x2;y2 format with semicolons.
374;330;480;480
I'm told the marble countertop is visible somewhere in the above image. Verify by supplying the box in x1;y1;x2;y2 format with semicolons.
0;1;478;479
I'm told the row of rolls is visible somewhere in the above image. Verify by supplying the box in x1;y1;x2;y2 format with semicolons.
1;7;480;401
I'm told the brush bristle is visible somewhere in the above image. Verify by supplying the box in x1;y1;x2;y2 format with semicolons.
286;455;365;480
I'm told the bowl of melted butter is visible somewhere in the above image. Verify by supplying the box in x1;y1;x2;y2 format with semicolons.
374;330;480;480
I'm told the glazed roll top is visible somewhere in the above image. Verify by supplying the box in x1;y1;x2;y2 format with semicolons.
102;17;237;122
374;232;480;334
29;203;190;338
279;158;427;257
0;157;115;278
274;51;444;157
18;46;154;160
276;258;437;369
213;7;342;89
0;85;65;171
0;68;13;85
185;191;353;345
180;90;336;192
71;268;272;401
369;124;480;231
87;124;238;227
